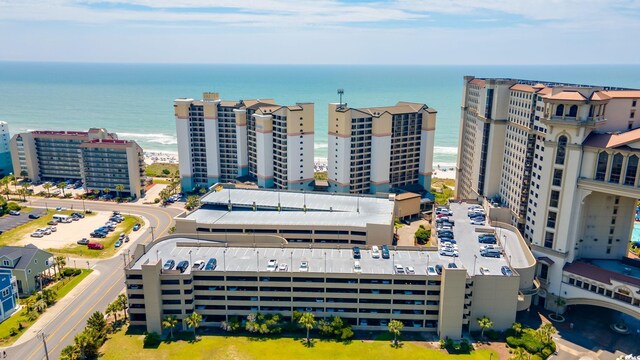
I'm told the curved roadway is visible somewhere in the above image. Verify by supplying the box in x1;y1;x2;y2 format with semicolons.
4;198;183;360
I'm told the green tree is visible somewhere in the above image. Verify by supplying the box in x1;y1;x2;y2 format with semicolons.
477;316;493;340
103;187;111;196
115;184;125;198
388;319;404;347
0;176;10;194
60;344;80;360
185;311;203;339
106;302;118;323
511;346;529;360
74;329;99;359
57;182;67;197
186;195;200;210
43;182;52;196
512;322;523;336
86;311;107;340
117;293;128;321
163;315;179;338
298;312;316;346
414;225;431;245
317;318;333;337
37;288;57;306
20;182;29;201
56;256;67;278
34;299;47;313
537;323;556;346
20;170;28;179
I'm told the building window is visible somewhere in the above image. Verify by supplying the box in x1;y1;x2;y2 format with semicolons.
552;169;563;186
539;264;549;280
547;211;557;229
2;260;9;267
549;190;559;208
624;155;638;186
595;152;608;181
568;105;578;117
544;231;554;248
609;153;624;183
555;136;567;165
555;104;564;117
1;289;8;297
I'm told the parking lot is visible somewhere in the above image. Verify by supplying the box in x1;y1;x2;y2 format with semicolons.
0;209;46;233
435;202;527;276
16;211;113;248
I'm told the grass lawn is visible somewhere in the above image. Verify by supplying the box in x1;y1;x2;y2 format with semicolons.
101;327;497;360
50;215;143;259
431;178;455;205
153;179;174;185
145;163;179;178
0;269;93;346
0;209;93;247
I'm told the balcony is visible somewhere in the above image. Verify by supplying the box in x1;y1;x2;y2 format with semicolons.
577;178;640;199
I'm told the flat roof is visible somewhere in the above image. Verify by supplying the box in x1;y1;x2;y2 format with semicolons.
187;189;395;228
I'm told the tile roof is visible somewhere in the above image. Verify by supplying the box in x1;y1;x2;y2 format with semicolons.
0;244;52;270
601;90;640;99
582;128;640;149
546;91;587;101
510;84;537;93
469;78;486;87
590;91;612;101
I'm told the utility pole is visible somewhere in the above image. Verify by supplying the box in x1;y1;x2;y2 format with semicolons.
40;332;50;360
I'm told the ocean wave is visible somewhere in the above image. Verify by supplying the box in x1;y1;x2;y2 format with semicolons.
118;132;178;145
314;143;328;149
434;146;458;155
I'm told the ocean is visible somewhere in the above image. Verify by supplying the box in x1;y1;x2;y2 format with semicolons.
2;62;640;166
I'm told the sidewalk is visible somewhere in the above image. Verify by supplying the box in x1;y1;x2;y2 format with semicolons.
13;267;102;346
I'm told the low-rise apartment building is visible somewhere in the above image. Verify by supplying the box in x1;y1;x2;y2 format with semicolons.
126;205;536;340
327;102;436;194
456;76;640;319
0;245;53;296
9;128;145;198
0;268;18;322
174;93;314;192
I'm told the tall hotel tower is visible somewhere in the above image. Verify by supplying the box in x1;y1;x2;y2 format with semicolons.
175;93;314;192
327;101;436;194
456;76;640;318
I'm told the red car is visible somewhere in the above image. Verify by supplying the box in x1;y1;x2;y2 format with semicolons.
88;242;104;250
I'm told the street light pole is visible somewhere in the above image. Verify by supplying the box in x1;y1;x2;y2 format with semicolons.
223;250;227;271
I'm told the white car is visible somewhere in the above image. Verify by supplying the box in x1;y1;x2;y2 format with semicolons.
353;261;362;273
427;266;437;275
39;228;51;235
49;226;57;232
192;260;205;270
470;219;485;225
394;264;405;274
405;266;415;274
371;246;380;259
278;263;288;272
267;259;277;271
441;242;458;250
299;261;309;272
30;232;44;238
439;248;459;257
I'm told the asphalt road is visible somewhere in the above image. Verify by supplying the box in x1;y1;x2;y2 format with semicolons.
3;198;183;360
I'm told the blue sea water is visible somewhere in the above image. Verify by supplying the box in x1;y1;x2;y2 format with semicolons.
1;62;640;165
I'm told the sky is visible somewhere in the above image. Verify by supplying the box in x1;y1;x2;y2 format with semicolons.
0;0;639;64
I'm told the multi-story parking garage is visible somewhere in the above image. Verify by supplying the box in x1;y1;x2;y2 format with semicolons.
126;203;536;340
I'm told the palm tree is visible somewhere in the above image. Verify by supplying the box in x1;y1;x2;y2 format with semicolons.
163;315;179;338
477;316;493;340
185;311;203;339
537;323;556;346
511;346;529;360
388;319;404;347
298;312;316;346
20;170;28;180
512;322;523;336
74;330;93;360
20;182;29;201
106;302;118;323
115;184;125;198
117;293;128;321
103;187;111;197
0;176;9;194
39;288;57;306
57;182;67;197
43;182;52;196
34;299;48;313
56;256;66;277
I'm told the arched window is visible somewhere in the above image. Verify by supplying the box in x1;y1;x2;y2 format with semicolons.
555;104;565;117
624;155;638;186
609;153;624;183
595;152;608;181
568;105;578;117
555;136;568;165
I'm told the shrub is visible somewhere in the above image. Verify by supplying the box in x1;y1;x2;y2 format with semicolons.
415;226;431;245
143;332;161;347
9;327;17;336
154;198;160;204
62;268;82;277
6;202;21;211
485;329;501;341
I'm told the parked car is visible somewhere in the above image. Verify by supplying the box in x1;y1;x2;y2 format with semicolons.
48;220;58;225
28;213;40;219
381;245;390;259
405;266;415;274
478;234;497;244
55;207;67;211
299;261;309;272
88;242;104;250
480;266;490;275
39;228;52;235
267;259;277;271
205;258;217;271
481;249;501;258
501;266;513;276
31;232;44;238
352;246;361;259
114;240;123;248
163;259;176;270
49;226;57;232
77;238;89;245
470;219;485;225
192;260;205;270
427;266;437;275
435;264;443;275
8;210;19;216
176;260;189;273
90;231;106;238
371;246;380;259
447;263;458;269
439;248;459;257
394;264;404;274
71;212;85;218
278;263;288;272
133;223;141;231
353;261;362;273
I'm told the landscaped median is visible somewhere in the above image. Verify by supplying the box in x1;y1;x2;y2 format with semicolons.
100;326;498;360
0;268;92;346
49;215;144;259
